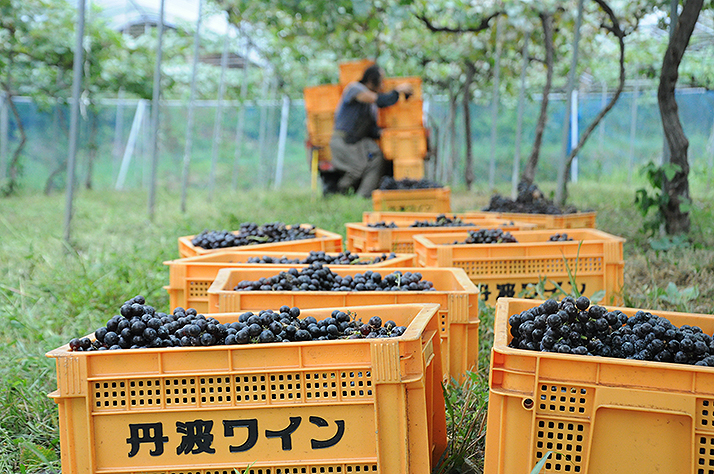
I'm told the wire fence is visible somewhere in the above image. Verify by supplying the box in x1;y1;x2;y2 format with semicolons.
1;88;713;194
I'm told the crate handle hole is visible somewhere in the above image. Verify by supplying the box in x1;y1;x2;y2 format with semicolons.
523;398;534;409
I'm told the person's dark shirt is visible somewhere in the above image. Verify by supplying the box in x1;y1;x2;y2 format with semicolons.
333;82;400;144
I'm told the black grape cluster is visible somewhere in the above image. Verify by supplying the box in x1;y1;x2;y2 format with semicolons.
378;176;444;190
246;251;398;265
410;214;474;228
367;215;473;229
67;297;408;351
457;228;518;244
191;222;316;250
233;264;435;292
230;308;407;342
509;296;714;366
367;221;399;229
549;233;574;241
483;182;578;215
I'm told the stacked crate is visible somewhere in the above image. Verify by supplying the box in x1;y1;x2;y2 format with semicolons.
378;77;427;180
303;60;427;180
338;59;375;86
303;83;342;167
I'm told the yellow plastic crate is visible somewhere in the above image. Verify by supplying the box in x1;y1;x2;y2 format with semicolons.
465;210;597;229
346;218;537;254
393;159;425;180
306;111;334;137
207;266;480;384
371;187;451;213
303;84;342;114
178;226;344;258
362;211;538;227
164;250;418;313
380;127;427;161
339;59;375;86
47;304;446;474
412;229;625;305
378;98;424;129
382;77;423;100
308;133;332;148
486;297;714;474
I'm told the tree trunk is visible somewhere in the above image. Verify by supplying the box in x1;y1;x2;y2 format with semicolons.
522;11;554;184
463;62;475;190
657;0;703;235
560;0;627;201
4;92;26;195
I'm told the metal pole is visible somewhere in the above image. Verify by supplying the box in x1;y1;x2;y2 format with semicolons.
114;89;125;164
489;15;503;191
0;92;7;180
599;80;606;158
447;95;457;185
555;0;584;204
115;99;147;190
232;37;250;189
180;0;203;213
274;94;290;188
63;0;86;244
511;33;529;200
628;82;639;182
707;110;714;191
264;76;279;186
570;89;579;182
423;96;434;179
148;0;165;220
209;23;230;202
257;75;270;187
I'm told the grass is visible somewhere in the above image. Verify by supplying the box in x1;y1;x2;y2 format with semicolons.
2;179;714;472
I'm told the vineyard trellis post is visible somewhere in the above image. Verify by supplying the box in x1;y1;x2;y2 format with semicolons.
489;14;503;191
148;0;165;221
180;0;203;213
570;89;579;182
555;0;584;204
232;36;251;190
115;99;147;190
628;82;640;182
63;0;86;244
0;92;8;180
209;21;231;202
274;94;290;188
257;74;270;187
511;32;529;200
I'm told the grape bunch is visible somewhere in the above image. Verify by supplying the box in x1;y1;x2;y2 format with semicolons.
456;228;518;244
367;215;474;229
549;233;573;242
66;296;408;351
509;296;714;366
246;251;397;265
483;181;579;215
410;214;474;228
378;176;444;190
191;222;316;250
366;221;399;229
233;263;435;292
229;308;407;342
